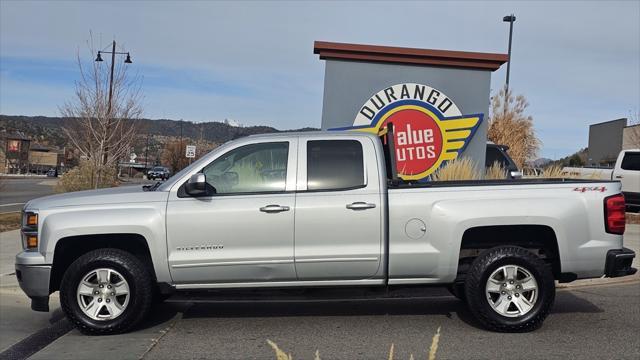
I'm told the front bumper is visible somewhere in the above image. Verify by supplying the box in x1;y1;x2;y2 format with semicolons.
604;247;637;277
15;251;52;312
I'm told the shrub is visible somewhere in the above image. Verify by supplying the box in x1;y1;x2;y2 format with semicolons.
55;161;118;193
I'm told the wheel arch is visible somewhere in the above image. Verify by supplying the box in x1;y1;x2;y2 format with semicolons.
456;225;563;281
50;233;156;293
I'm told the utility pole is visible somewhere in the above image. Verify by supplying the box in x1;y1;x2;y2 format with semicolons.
503;14;516;93
145;133;149;170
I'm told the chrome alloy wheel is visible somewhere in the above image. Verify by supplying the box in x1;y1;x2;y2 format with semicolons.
76;268;130;321
485;265;538;318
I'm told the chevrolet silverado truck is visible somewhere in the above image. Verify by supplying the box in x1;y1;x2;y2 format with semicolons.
16;129;637;334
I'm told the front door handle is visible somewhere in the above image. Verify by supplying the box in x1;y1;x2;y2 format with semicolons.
615;175;623;179
346;202;376;210
260;204;290;213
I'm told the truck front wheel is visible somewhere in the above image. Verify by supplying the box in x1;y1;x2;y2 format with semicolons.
464;246;555;332
59;248;154;335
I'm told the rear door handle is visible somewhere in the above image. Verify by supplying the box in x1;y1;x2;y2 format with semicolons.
346;202;376;210
259;205;290;213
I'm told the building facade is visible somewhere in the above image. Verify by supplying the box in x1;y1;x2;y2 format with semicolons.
587;118;628;167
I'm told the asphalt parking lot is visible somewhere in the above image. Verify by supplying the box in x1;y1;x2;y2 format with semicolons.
1;226;639;360
0;177;57;214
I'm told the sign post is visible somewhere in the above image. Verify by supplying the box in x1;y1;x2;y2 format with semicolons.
185;145;196;164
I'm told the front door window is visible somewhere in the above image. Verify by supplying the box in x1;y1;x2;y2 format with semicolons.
202;142;289;194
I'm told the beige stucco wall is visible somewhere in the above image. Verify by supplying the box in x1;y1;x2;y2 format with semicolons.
623;125;640;150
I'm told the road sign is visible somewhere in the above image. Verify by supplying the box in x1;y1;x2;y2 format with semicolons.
185;145;196;158
129;153;137;163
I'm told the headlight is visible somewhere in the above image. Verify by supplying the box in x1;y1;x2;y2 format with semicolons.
21;211;39;250
22;233;38;249
26;213;38;227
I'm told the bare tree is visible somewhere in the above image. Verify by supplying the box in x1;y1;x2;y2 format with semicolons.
161;139;188;173
488;86;541;168
60;36;142;189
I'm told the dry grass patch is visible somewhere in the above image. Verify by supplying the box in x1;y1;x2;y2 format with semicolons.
430;158;507;181
485;161;507;180
430;158;480;181
267;326;442;360
0;212;21;232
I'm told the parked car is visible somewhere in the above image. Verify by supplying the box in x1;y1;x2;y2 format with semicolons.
147;166;170;180
612;149;640;212
16;130;635;335
486;142;522;179
45;169;58;177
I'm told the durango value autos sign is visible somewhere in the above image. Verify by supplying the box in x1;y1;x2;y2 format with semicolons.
333;83;482;180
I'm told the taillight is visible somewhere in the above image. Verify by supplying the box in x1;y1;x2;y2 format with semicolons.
604;194;625;235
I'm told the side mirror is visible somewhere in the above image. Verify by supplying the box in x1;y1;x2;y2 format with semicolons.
185;173;212;196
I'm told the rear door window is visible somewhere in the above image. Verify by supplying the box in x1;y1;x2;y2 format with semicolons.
307;140;365;191
621;152;640;171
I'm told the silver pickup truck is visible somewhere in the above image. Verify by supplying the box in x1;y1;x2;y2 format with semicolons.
16;130;636;334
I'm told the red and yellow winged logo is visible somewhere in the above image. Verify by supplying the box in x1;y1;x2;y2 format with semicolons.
334;101;482;180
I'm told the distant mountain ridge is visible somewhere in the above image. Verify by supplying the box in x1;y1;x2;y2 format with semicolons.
0;115;318;149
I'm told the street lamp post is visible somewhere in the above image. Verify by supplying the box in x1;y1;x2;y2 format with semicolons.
95;40;133;167
503;14;516;93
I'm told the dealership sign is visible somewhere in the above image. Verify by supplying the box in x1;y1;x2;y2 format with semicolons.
333;83;482;180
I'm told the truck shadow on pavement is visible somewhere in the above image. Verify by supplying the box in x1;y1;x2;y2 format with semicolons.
136;290;603;332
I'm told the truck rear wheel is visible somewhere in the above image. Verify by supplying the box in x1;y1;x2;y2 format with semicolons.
464;246;555;332
59;248;153;335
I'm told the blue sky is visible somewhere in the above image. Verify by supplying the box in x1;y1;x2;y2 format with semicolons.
1;0;638;159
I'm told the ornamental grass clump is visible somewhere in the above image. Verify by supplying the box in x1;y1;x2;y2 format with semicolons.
484;161;507;180
430;157;480;181
487;86;541;169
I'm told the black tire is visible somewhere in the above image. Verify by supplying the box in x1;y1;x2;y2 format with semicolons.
464;246;555;332
60;248;154;335
153;289;173;304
